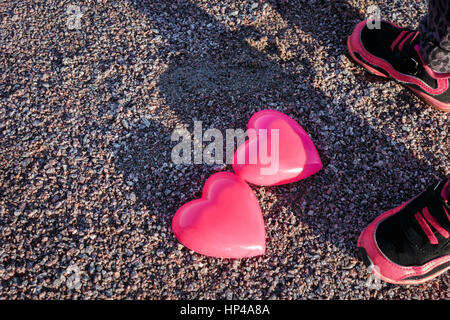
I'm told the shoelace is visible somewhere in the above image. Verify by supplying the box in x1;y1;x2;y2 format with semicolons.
412;187;450;245
390;30;419;53
390;30;420;74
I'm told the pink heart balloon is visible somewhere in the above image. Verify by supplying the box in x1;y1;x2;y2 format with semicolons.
172;172;266;258
233;109;322;186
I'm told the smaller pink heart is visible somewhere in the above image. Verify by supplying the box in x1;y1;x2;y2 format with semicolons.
233;109;322;186
172;172;266;258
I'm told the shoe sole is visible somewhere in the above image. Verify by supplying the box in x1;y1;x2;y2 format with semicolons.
346;34;450;112
357;246;450;285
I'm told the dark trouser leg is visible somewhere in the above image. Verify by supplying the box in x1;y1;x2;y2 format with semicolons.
419;0;450;73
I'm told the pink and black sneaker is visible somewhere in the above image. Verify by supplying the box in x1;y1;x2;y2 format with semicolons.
347;20;450;112
358;179;450;285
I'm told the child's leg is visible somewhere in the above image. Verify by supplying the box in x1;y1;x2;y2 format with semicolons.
419;0;450;73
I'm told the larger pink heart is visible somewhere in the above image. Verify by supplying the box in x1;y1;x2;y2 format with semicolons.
233;109;322;186
172;172;266;258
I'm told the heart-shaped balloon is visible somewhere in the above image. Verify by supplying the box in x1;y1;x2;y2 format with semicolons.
172;172;266;258
233;109;322;186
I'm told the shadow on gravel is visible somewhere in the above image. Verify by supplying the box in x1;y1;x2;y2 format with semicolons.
116;0;447;296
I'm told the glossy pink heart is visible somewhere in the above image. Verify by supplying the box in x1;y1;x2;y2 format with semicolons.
172;172;266;258
233;109;322;186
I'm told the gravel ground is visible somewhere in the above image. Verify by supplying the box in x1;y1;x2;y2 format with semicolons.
0;0;449;299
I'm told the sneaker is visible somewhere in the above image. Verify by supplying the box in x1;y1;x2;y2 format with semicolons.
357;179;450;285
347;20;450;112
